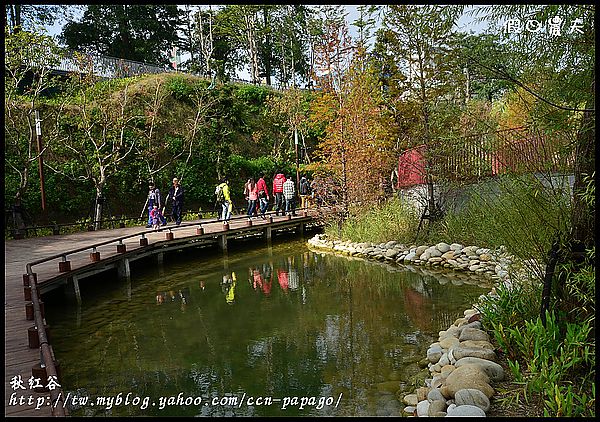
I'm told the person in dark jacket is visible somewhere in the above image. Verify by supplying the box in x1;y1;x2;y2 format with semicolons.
168;177;184;225
299;176;312;209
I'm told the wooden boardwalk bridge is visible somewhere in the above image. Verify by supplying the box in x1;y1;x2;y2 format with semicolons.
4;211;321;417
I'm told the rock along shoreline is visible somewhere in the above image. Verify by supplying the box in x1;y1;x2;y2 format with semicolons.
307;233;539;417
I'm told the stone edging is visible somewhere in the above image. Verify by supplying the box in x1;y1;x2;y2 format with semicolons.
307;233;537;417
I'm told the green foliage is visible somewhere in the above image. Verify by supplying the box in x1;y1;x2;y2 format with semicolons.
5;69;309;228
226;155;277;181
555;246;595;326
235;84;270;106
478;235;595;417
223;154;293;204
166;75;195;101
60;5;182;65
578;171;595;209
326;198;420;244
478;277;543;358
486;310;595;417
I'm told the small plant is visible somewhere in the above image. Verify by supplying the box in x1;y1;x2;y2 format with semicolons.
483;306;595;417
479;274;542;337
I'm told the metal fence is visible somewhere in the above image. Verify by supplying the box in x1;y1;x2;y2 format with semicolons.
47;50;294;92
54;52;171;79
398;126;574;187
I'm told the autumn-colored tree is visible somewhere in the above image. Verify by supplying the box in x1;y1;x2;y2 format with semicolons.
309;12;397;224
317;47;396;206
308;10;352;221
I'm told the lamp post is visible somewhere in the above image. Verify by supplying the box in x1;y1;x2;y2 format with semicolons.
294;128;300;188
35;110;47;222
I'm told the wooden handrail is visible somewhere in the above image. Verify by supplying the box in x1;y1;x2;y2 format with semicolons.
25;208;314;275
28;274;66;416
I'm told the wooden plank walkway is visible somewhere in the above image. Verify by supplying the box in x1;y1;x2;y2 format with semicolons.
5;212;317;416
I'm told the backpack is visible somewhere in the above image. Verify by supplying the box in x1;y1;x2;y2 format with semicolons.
215;184;225;202
300;179;310;195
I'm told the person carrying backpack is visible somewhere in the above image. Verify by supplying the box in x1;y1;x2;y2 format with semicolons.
299;176;312;209
215;178;232;223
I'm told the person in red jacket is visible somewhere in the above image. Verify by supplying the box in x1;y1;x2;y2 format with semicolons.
277;267;289;293
272;172;286;216
256;174;270;219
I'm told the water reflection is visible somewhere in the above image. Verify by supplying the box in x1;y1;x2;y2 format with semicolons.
221;272;237;304
276;265;289;293
288;257;299;291
43;241;490;417
249;264;273;297
402;279;433;331
156;287;191;311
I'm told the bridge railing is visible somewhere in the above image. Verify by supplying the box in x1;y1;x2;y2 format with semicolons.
24;208;315;276
52;51;172;78
6;202;313;240
24;273;66;416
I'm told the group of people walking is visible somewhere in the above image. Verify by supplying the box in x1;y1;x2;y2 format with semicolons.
217;173;313;223
144;173;312;228
144;178;184;229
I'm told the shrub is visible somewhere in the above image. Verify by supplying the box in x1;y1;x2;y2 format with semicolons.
326;197;420;244
436;174;570;264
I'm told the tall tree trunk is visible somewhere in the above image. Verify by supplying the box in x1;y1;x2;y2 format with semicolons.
281;41;287;86
94;196;103;230
422;103;437;219
184;6;195;70
263;7;272;85
290;38;295;88
244;13;260;84
198;8;214;77
417;54;437;220
14;4;21;30
465;66;470;103
93;177;106;230
570;75;595;254
117;6;132;60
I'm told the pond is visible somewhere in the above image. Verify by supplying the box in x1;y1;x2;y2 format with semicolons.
43;238;490;417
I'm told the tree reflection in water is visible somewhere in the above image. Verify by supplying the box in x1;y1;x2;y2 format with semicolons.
43;240;489;416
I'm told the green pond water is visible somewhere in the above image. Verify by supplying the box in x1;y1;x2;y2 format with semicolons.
43;238;490;417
